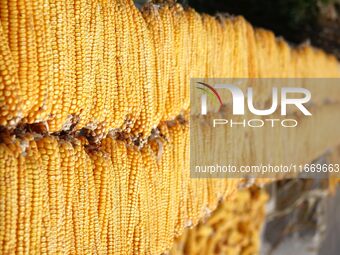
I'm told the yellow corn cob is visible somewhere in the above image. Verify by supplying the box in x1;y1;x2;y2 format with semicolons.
126;0;156;138
276;38;292;78
105;140;123;255
255;29;279;77
87;1;129;133
37;142;52;255
101;137;128;255
162;6;177;121
159;123;180;241
254;29;280;105
74;138;90;253
183;123;206;227
142;4;169;124
245;21;258;78
23;136;43;254
118;0;142;131
73;138;102;254
88;1;105;129
184;8;203;109
141;145;161;254
71;0;93;126
65;0;76;123
58;140;76;254
126;146;143;254
36;136;65;254
159;6;174;121
167;121;189;235
220;18;235;77
187;8;206;78
0;142;18;254
66;140;82;254
172;5;189;114
213;16;225;78
15;143;31;254
202;15;217;78
152;123;176;251
134;170;148;255
295;45;319;78
214;17;225;78
90;150;113;254
0;21;23;127
26;0;53;122
105;1;128;129
45;1;70;131
85;148;103;254
232;16;249;78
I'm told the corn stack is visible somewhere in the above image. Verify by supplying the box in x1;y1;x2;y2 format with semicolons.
0;1;340;254
170;187;268;255
0;118;243;254
0;1;339;132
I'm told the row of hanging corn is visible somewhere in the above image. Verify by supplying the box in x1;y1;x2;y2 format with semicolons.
0;0;340;254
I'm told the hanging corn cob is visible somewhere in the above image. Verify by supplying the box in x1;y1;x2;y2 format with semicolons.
170;187;268;255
